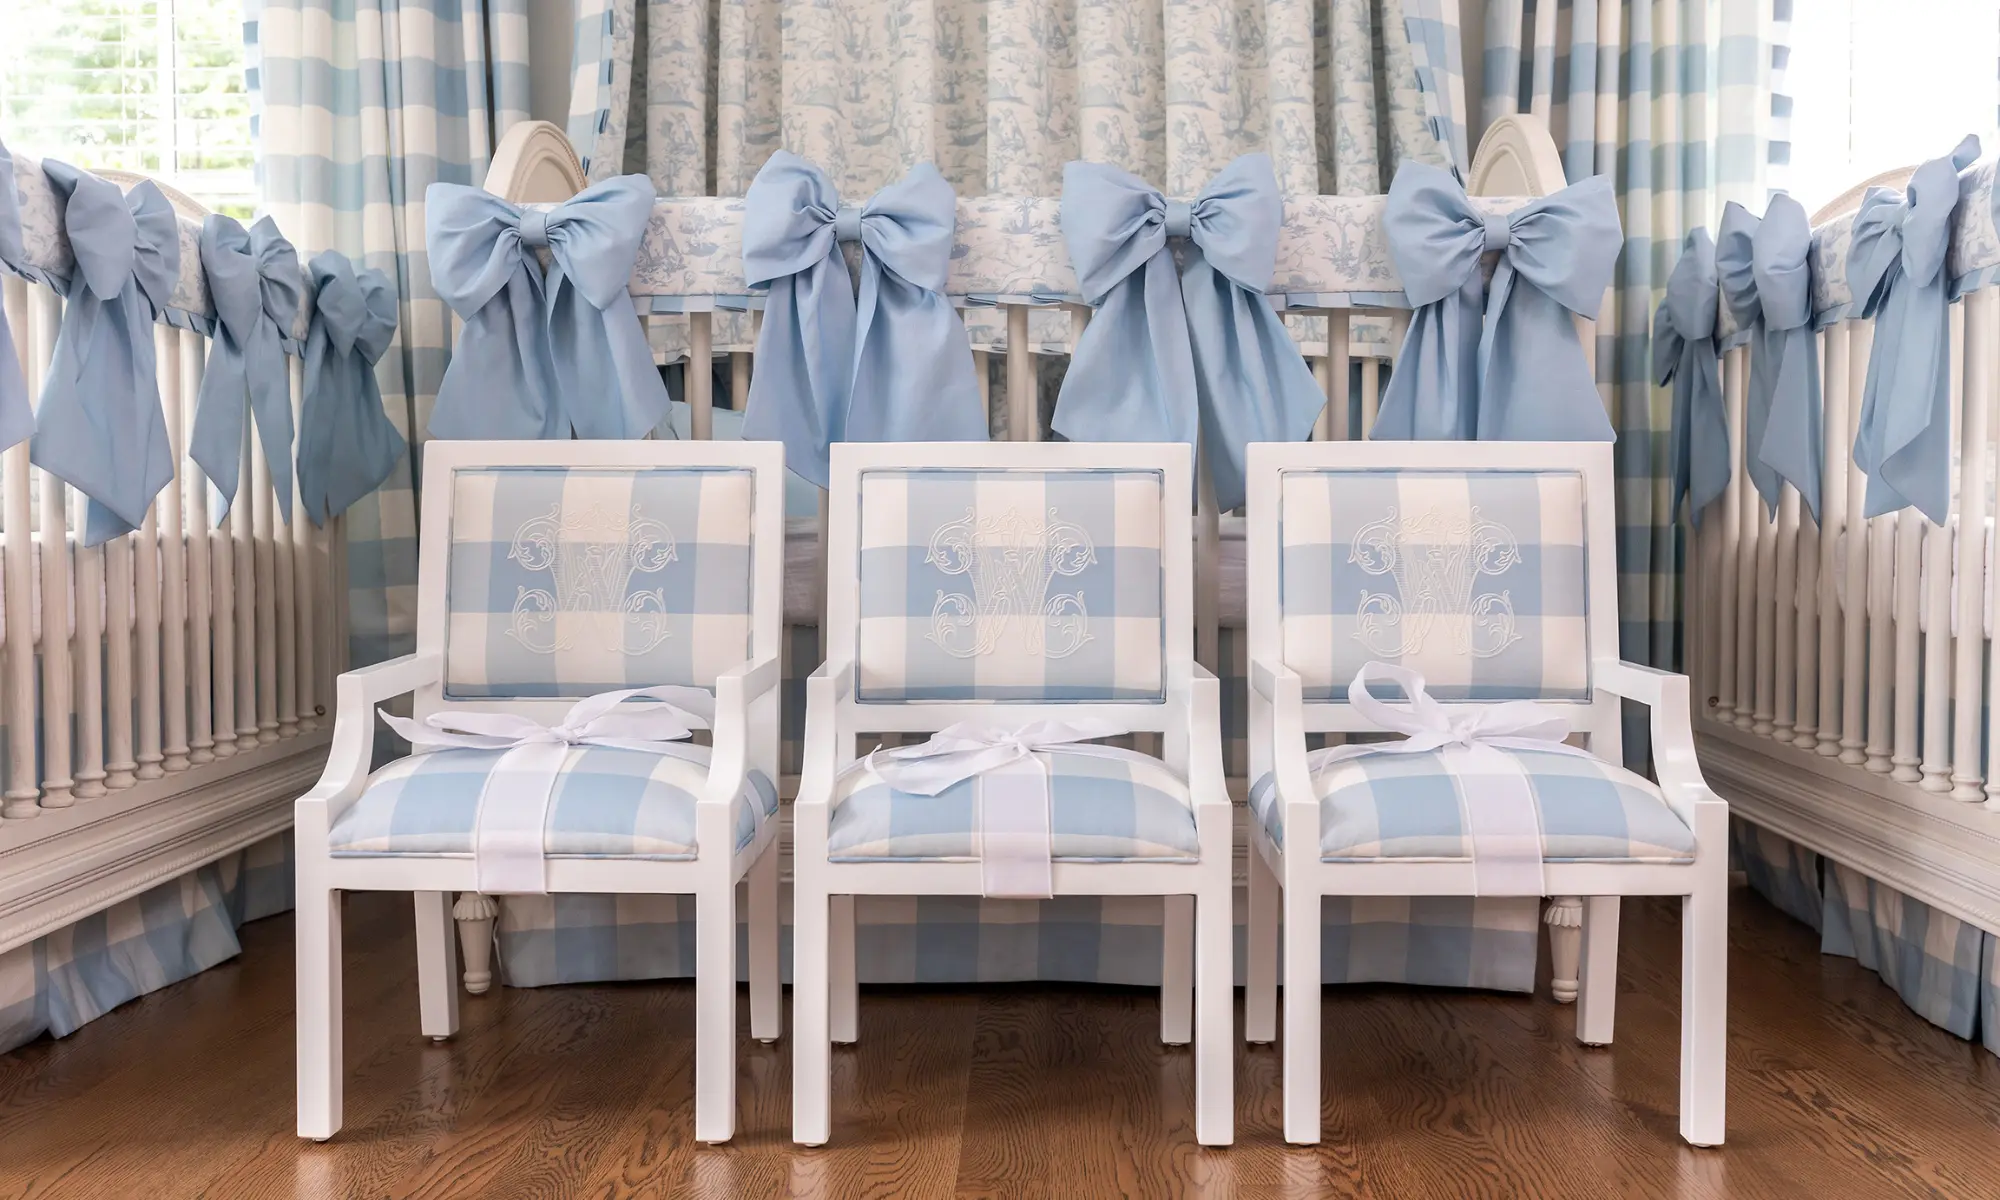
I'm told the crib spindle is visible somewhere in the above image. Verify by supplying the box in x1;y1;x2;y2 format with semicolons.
290;355;316;733
252;432;279;745
1;278;36;816
1731;349;1758;730
103;528;136;789
688;312;714;441
1006;305;1036;441
1713;345;1746;725
183;329;216;764
273;378;300;742
33;289;74;806
1840;320;1873;764
1325;312;1351;440
71;499;107;800
1771;488;1800;740
233;432;259;751
1919;307;1966;793
1952;290;1996;798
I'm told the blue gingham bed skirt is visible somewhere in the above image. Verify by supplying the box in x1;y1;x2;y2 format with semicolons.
0;832;295;1055
1733;818;2000;1057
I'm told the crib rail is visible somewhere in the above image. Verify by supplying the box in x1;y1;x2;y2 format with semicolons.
0;155;344;828
1690;155;2000;832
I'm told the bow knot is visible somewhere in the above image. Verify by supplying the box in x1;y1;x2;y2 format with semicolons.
1308;663;1590;896
741;152;985;487
427;174;668;441
1054;153;1320;511
856;718;1129;898
191;214;304;523
1374;162;1620;444
1658;229;1729;527
296;251;406;528
1718;197;1824;522
379;686;717;894
1848;135;1980;524
28;162;181;546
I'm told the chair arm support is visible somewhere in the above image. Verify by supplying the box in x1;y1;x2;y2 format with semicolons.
1173;661;1229;811
1249;656;1318;839
298;653;442;830
796;659;855;813
1593;658;1725;830
702;654;782;809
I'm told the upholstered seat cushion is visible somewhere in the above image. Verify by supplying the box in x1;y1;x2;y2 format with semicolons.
328;745;778;861
828;746;1199;863
1248;746;1694;863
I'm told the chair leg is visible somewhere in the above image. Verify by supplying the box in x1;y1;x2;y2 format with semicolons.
414;891;460;1042
830;893;857;1045
748;846;782;1044
1194;886;1235;1146
296;884;343;1141
1282;887;1321;1145
793;885;832;1146
1680;871;1728;1147
696;877;738;1143
1161;894;1193;1046
1576;896;1620;1047
1245;845;1278;1044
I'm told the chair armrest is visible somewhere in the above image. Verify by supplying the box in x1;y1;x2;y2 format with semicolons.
1249;656;1318;841
795;659;855;812
297;653;442;832
701;654;782;809
1170;661;1229;811
1592;658;1725;831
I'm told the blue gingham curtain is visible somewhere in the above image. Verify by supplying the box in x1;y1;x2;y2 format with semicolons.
1465;0;1784;679
245;0;531;664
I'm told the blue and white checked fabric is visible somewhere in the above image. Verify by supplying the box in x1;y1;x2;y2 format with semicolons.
247;0;530;667
328;745;777;860
1822;861;1984;1040
1731;816;1823;931
855;468;1166;703
445;467;755;699
1249;746;1693;863
828;746;1198;863
1279;468;1591;701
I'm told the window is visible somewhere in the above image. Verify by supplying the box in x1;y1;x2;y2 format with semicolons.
0;0;254;218
1782;0;2000;215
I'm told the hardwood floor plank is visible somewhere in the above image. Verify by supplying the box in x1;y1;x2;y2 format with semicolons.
2;887;1999;1198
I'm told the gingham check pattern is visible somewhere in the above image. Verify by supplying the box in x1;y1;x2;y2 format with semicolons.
327;745;778;860
0;830;293;1054
1279;468;1591;701
445;467;755;698
855;468;1166;703
493;889;1539;993
1248;746;1694;863
248;0;531;667
828;746;1199;863
1823;861;1984;1041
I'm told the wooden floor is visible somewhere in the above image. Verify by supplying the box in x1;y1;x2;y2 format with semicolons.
4;887;1999;1199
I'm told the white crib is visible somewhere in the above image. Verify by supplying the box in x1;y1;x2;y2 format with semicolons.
0;159;343;956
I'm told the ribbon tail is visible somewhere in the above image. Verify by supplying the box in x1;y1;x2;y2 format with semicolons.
1756;325;1825;523
248;334;297;524
1451;745;1547;896
473;740;568;894
848;256;986;446
189;341;250;522
1053;251;1198;448
978;754;1055;899
0;310;32;453
742;259;853;488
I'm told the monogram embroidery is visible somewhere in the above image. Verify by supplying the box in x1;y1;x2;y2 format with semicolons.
1350;504;1522;658
926;506;1096;659
507;502;677;655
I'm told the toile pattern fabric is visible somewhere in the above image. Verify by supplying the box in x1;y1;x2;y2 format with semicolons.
327;745;779;860
443;466;755;699
854;467;1166;703
1246;746;1694;862
1277;467;1591;701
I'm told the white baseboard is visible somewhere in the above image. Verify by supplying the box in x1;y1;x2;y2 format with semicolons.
0;732;331;955
1697;721;2000;933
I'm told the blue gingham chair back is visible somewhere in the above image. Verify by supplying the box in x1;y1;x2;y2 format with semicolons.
1278;467;1592;701
854;467;1167;702
443;465;757;698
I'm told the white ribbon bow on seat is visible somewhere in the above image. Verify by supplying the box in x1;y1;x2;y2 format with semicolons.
1309;662;1597;896
378;685;718;895
856;719;1130;899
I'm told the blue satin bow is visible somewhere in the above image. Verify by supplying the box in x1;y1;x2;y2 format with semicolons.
28;162;180;547
297;252;406;527
1374;161;1621;443
191;215;303;523
741;151;985;488
1849;135;1980;525
427;175;668;440
1718;196;1823;523
1053;154;1321;511
0;141;31;452
1656;228;1727;527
